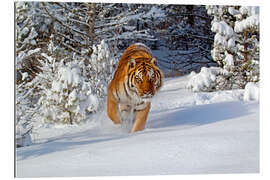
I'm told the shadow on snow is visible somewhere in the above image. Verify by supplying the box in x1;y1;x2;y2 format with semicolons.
148;101;251;129
17;101;252;161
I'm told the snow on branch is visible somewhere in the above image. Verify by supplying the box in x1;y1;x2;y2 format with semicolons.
42;2;90;38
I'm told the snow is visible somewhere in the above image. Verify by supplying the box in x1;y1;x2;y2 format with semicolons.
41;53;54;63
235;15;259;33
239;6;259;16
16;76;259;177
58;65;81;87
214;33;227;46
224;53;234;67
87;94;99;112
227;38;235;48
186;67;221;92
228;7;240;16
235;6;259;33
21;72;28;81
244;82;259;101
21;27;29;36
144;6;166;18
16;121;33;147
212;21;234;38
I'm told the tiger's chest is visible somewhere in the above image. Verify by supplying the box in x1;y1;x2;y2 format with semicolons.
115;79;148;111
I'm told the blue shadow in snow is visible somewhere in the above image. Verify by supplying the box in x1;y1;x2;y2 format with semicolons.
16;130;132;161
148;101;251;129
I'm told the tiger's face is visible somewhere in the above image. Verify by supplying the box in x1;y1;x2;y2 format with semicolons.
128;58;163;101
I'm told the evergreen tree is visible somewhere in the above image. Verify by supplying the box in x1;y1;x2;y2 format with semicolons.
233;6;260;84
24;40;115;125
37;56;99;124
205;5;260;90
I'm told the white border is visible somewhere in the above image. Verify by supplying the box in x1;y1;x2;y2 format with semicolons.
14;0;263;6
2;0;269;180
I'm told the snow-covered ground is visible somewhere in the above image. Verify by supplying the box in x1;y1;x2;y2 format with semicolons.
16;76;259;177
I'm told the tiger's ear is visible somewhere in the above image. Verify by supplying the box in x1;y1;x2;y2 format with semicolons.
151;57;157;65
129;58;136;69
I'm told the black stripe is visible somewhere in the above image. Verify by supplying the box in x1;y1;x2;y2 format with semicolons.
138;65;145;71
129;71;136;88
130;71;135;81
115;87;120;101
134;105;146;112
128;73;138;94
156;70;162;87
123;82;132;100
134;109;145;112
127;79;133;91
156;69;161;80
128;81;137;94
136;101;144;106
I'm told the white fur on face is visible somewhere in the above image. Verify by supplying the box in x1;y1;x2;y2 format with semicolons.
136;71;143;80
147;68;154;79
136;68;154;81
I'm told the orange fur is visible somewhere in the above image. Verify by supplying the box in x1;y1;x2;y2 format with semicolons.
107;43;164;133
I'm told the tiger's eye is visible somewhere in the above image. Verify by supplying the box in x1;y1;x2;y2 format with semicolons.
135;75;142;83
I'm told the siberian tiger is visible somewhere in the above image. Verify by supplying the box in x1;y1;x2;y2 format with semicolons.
107;43;164;133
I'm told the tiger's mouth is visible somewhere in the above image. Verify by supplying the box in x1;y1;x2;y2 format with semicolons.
141;93;154;100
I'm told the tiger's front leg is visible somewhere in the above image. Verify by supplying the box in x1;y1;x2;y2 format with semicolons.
107;88;121;124
119;104;132;121
131;102;151;133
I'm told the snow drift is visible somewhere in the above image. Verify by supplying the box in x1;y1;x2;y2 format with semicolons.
16;76;259;177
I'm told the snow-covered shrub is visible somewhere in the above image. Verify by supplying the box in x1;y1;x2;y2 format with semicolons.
187;67;222;92
243;82;259;101
81;40;117;99
16;119;33;147
34;40;115;125
38;58;99;124
16;82;35;147
16;38;115;128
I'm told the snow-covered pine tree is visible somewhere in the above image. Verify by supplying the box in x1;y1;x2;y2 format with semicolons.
34;40;115;125
206;5;236;69
16;81;35;147
233;6;260;84
37;56;99;124
204;5;260;90
81;40;117;99
187;5;259;92
206;5;239;90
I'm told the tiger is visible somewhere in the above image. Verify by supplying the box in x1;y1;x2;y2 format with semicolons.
107;43;164;133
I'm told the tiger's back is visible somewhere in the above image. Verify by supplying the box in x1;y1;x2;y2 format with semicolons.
107;43;164;132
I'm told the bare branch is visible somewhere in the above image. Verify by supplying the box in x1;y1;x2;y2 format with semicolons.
42;2;90;38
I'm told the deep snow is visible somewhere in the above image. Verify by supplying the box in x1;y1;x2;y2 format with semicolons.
16;76;259;177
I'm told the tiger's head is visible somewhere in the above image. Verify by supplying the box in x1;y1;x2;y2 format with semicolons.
127;57;163;101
